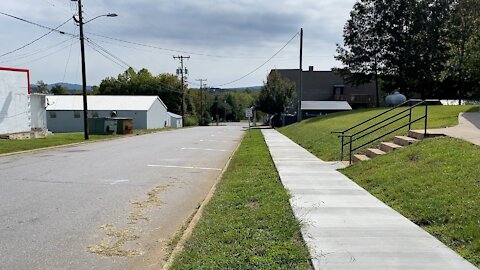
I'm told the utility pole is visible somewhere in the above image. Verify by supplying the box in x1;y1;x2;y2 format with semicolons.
297;28;303;122
173;56;190;118
196;79;207;125
74;0;89;140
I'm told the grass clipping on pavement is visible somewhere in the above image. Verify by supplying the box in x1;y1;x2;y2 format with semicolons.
170;129;311;269
341;137;480;267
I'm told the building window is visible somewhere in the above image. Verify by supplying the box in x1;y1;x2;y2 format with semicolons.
74;111;81;118
49;111;56;119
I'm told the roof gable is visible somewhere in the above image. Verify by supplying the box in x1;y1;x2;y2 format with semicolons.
46;95;166;111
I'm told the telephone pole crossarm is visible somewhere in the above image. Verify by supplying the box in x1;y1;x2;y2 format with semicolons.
173;56;190;118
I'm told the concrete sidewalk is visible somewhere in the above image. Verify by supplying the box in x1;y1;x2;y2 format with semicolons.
262;129;477;270
429;112;480;146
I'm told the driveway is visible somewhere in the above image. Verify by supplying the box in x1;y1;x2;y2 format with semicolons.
0;124;245;269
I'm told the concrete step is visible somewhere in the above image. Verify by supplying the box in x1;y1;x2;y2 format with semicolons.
365;148;386;158
408;130;444;139
393;136;418;146
353;154;370;163
379;142;403;152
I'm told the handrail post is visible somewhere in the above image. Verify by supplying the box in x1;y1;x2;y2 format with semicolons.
424;101;428;136
408;108;412;131
340;133;345;162
349;136;353;165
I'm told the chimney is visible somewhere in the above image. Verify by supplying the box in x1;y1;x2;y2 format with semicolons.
309;66;314;72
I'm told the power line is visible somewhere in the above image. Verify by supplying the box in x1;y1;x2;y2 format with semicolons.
86;32;296;60
87;32;234;58
0;11;76;37
86;39;132;70
213;31;299;87
62;27;78;83
85;41;129;70
84;40;184;95
0;38;76;64
0;17;73;58
13;41;75;67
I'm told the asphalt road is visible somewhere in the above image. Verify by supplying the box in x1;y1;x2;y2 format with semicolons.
0;124;245;270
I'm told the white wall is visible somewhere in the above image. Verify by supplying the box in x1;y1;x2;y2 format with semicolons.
30;95;47;130
0;69;30;134
147;99;169;129
47;110;148;133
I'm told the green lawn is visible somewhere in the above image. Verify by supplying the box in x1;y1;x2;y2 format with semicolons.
340;138;480;267
279;105;479;161
0;128;171;155
170;129;310;269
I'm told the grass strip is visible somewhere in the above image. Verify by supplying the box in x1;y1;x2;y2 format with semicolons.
341;138;480;267
0;128;171;155
169;129;311;270
279;105;479;161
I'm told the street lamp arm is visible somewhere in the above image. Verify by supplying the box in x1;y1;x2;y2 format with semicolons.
83;13;118;24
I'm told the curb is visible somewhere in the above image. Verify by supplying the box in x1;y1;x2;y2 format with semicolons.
162;132;245;269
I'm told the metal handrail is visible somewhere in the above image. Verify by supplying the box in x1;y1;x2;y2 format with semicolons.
332;99;423;135
332;100;428;163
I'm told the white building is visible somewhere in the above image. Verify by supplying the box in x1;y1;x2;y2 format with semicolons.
167;112;183;128
46;95;170;133
0;67;47;135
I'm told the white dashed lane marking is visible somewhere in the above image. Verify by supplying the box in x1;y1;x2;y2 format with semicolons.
147;165;222;171
181;147;228;152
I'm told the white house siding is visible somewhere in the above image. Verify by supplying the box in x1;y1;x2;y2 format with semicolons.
30;94;47;131
147;99;169;129
47;110;148;133
0;68;30;134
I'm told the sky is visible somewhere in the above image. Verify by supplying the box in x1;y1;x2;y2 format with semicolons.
0;0;357;88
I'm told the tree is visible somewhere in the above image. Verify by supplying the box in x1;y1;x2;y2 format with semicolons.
335;0;385;106
444;0;480;101
336;0;453;98
36;80;49;94
50;84;70;95
256;71;296;115
97;68;186;115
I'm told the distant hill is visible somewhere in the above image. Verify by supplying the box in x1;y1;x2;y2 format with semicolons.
205;86;262;93
30;83;94;94
224;86;262;92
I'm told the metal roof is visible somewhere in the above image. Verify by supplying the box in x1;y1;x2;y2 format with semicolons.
301;101;352;111
46;95;167;111
167;112;182;119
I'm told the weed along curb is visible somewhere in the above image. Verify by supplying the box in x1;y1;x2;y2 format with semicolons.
163;132;244;269
166;129;310;269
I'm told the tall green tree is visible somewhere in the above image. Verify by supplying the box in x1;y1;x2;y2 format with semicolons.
50;84;70;95
337;0;453;98
256;71;296;115
35;80;49;94
97;68;187;115
444;0;480;100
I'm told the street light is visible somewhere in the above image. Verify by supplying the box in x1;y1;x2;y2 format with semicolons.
71;0;117;140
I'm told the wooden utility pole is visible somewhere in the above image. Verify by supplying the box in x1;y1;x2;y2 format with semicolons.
196;79;207;125
173;56;190;118
76;0;89;140
297;28;303;122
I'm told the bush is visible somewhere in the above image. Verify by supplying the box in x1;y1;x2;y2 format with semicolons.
183;115;199;127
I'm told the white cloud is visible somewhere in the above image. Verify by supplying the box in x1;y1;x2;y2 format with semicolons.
0;0;356;87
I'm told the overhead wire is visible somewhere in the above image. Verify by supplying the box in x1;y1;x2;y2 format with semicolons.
84;39;184;94
212;31;299;87
0;38;76;64
13;40;75;67
62;27;78;83
0;11;76;37
0;17;73;58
